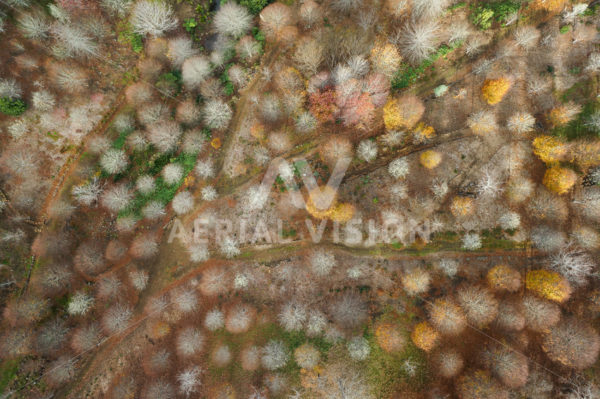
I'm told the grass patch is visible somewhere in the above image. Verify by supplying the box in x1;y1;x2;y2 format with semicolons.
392;41;463;91
364;314;429;395
118;151;197;219
552;100;600;141
0;359;19;395
207;322;333;387
117;21;144;53
381;228;526;255
111;128;134;150
220;64;235;96
156;71;182;96
252;27;266;54
447;1;467;12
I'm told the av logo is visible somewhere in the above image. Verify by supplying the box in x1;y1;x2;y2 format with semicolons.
256;156;352;211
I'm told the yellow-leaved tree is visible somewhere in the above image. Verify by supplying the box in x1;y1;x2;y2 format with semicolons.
481;78;511;105
526;270;572;303
383;95;424;131
420;150;442;169
542;166;577;194
532;135;568;163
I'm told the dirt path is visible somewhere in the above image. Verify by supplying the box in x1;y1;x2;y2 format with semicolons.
37;92;127;225
217;46;282;180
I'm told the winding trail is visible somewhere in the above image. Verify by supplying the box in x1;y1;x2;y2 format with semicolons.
37;92;127;225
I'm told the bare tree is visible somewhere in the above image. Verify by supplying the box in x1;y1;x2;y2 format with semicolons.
130;233;159;259
71;323;103;353
457;285;498;328
101;184;133;213
261;340;289;370
130;0;178;37
329;293;368;329
398;22;439;65
102;303;133;334
18;11;49;40
412;0;449;19
177;366;203;396
543;318;600;369
278;301;307;331
203;100;232;130
482;345;529;388
214;1;252;38
147;121;183;153
549;245;596;286
299;0;321;28
142;379;175;399
225;303;256;333
52;23;99;58
260;3;292;41
45;355;76;387
101;0;133;17
176;327;205;357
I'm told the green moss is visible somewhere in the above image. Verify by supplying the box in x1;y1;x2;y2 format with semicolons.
206;322;332;387
183;17;198;33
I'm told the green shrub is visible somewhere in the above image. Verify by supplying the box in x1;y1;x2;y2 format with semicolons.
470;1;520;30
583;5;597;16
156;71;182;96
490;0;520;23
220;64;235;96
183;18;198;33
252;27;266;53
0;97;27;116
129;33;144;53
240;0;270;14
471;6;495;30
117;22;143;53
